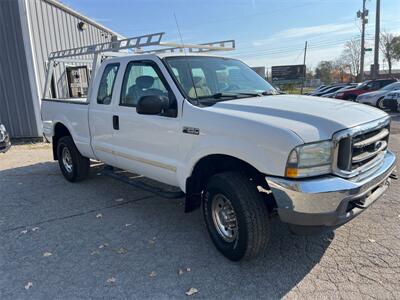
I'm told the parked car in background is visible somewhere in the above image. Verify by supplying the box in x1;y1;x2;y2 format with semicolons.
308;84;341;96
306;85;326;95
356;82;400;108
382;90;400;112
335;78;398;101
311;84;347;97
322;83;359;98
0;124;11;153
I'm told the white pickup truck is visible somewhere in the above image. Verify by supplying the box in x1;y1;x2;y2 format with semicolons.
42;34;397;261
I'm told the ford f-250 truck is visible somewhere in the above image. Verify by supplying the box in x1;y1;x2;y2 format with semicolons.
41;33;397;261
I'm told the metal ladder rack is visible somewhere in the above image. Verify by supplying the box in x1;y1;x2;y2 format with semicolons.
43;32;235;99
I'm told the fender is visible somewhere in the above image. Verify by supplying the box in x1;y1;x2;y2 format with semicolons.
176;133;302;192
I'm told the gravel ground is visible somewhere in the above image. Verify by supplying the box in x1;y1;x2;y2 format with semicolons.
0;114;400;299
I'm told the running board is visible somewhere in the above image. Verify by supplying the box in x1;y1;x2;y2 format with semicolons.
102;166;185;199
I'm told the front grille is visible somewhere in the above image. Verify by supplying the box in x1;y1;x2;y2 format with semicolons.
334;117;390;178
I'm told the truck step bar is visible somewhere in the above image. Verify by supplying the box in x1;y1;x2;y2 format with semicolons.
102;166;185;199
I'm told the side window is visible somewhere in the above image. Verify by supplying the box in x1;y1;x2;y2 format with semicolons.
382;80;393;88
120;61;169;107
97;63;119;105
371;81;380;89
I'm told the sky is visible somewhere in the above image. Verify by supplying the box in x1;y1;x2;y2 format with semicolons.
62;0;400;71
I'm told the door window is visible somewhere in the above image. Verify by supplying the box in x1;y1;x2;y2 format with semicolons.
120;62;169;107
97;63;119;105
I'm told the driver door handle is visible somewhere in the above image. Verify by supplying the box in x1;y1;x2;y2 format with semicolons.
113;115;119;130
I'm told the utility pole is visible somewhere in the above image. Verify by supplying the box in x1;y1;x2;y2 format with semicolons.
358;0;367;81
300;41;307;94
373;0;381;79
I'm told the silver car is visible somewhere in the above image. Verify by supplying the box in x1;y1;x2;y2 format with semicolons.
0;124;11;153
356;81;400;108
382;90;400;112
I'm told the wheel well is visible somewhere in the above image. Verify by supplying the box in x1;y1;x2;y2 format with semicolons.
376;96;384;107
52;123;71;160
184;154;276;213
345;94;356;100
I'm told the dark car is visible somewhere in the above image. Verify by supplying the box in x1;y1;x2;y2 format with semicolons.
335;78;398;101
312;84;348;97
0;124;11;153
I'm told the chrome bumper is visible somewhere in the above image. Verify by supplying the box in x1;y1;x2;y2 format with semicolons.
0;140;11;153
266;150;397;227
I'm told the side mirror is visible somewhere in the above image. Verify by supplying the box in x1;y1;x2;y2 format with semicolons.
136;95;170;115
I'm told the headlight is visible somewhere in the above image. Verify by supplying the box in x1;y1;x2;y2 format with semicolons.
336;92;344;97
285;141;333;178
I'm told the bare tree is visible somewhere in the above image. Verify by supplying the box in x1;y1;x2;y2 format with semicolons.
380;31;396;74
340;39;361;80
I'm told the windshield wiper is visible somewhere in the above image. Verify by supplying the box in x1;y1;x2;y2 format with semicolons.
260;90;278;96
234;92;261;97
198;92;239;100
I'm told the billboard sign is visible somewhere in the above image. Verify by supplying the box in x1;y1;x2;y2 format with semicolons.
271;64;305;84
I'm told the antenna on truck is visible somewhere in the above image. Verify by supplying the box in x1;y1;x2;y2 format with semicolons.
173;13;199;104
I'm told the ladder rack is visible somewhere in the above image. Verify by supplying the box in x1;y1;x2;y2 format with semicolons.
48;32;235;60
44;32;235;99
139;40;236;54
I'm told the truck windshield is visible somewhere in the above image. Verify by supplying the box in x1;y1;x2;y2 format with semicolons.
164;56;277;103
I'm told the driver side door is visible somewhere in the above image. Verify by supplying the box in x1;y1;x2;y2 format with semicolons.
111;59;181;186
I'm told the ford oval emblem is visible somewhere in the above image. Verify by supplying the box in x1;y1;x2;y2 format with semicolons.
374;141;382;151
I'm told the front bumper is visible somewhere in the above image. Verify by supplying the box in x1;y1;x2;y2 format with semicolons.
0;138;11;153
266;150;396;228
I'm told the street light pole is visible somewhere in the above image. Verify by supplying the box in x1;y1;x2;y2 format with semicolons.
373;0;381;79
300;41;307;94
359;0;367;81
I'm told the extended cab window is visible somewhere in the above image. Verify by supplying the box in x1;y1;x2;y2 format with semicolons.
120;61;169;107
97;63;119;104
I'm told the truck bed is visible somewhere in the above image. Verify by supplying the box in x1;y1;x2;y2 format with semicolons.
41;98;94;159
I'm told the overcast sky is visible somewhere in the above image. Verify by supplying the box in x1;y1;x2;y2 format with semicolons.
63;0;400;70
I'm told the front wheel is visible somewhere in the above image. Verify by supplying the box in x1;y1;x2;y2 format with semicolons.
203;172;270;261
57;136;90;182
376;97;385;109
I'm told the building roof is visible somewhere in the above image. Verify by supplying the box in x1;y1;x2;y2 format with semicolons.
45;0;124;39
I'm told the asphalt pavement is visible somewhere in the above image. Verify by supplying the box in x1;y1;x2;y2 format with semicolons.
0;114;400;299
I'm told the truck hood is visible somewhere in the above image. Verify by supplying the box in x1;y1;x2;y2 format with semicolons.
209;95;388;142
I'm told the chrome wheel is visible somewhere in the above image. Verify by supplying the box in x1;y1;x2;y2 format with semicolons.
211;194;238;242
62;147;73;173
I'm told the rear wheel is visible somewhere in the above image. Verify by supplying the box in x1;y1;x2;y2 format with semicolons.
203;172;270;261
57;136;90;182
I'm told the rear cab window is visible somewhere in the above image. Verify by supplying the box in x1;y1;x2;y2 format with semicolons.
97;63;120;105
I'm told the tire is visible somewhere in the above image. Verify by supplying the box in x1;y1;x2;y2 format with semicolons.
57;136;90;182
376;97;384;109
346;95;356;101
203;172;270;261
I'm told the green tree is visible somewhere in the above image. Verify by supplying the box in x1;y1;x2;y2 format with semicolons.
315;61;334;84
393;36;400;61
380;32;400;74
